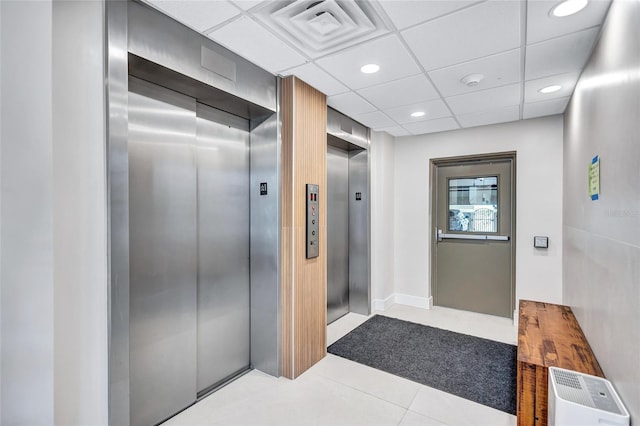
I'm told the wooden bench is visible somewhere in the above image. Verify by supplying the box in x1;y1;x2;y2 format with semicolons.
517;300;604;426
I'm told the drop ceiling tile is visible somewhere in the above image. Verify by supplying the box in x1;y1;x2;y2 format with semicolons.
402;117;459;135
283;63;349;96
328;92;377;117
208;16;307;73
525;27;600;80
315;35;421;90
524;72;580;103
357;74;440;110
229;0;263;11
402;1;521;71
527;0;611;44
377;126;410;137
385;99;451;124
523;97;570;119
353;111;396;130
148;0;241;32
457;105;520;128
378;0;480;30
446;83;521;115
428;49;521;97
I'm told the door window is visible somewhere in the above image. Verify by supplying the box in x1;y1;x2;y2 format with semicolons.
448;176;498;232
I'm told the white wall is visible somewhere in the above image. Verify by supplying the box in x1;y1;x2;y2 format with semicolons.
0;1;4;421
563;0;639;419
1;1;55;423
393;116;564;311
52;1;108;424
370;131;395;309
0;2;3;418
0;1;108;424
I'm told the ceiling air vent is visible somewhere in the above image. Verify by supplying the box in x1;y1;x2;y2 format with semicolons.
253;0;390;58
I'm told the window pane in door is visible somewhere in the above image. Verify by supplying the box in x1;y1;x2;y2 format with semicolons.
448;176;498;232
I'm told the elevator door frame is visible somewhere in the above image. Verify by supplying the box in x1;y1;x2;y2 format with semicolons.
326;125;371;321
106;2;281;424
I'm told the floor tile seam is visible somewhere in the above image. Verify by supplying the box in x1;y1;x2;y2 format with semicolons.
408;389;517;426
404;387;422;418
306;366;419;411
396;408;411;426
319;353;424;393
410;382;506;415
404;407;453;426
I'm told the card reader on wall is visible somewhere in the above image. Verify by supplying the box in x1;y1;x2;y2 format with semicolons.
306;184;319;259
534;236;549;248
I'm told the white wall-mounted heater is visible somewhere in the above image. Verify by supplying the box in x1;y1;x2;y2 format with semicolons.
549;367;629;426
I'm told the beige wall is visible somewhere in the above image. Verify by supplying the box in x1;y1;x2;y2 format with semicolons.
563;0;639;419
393;116;564;313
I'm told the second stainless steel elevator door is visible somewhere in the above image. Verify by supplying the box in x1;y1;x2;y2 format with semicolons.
327;146;349;324
196;104;250;394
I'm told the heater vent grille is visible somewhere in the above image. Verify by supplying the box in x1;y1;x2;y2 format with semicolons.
254;0;389;57
550;368;624;415
552;369;594;408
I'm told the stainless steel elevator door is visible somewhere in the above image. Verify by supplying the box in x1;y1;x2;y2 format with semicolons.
128;77;251;425
327;146;349;324
128;77;198;426
196;104;250;394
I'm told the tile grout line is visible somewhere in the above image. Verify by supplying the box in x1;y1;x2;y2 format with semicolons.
306;361;420;413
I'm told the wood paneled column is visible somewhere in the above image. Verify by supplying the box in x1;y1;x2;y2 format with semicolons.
280;76;327;379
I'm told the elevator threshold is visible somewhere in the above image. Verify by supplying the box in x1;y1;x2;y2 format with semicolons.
155;367;252;426
197;367;252;399
327;310;349;326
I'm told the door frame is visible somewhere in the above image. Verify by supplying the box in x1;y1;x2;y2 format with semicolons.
429;151;517;318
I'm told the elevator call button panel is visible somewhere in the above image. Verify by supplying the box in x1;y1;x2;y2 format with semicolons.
306;184;319;259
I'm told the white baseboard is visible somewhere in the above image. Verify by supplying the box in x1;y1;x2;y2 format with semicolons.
372;293;433;312
372;294;395;312
395;293;432;310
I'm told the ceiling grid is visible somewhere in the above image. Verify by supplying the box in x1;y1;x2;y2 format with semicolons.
145;0;611;136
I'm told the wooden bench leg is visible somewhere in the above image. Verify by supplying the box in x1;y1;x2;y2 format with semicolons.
517;362;549;426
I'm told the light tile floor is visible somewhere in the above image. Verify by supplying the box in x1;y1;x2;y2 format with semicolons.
164;304;518;426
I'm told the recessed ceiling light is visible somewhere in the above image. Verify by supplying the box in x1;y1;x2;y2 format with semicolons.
360;64;380;74
461;73;484;87
539;85;562;94
551;0;588;17
411;111;425;117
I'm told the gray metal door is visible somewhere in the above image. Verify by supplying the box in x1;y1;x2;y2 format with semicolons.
327;146;349;324
433;159;514;318
128;78;198;426
128;78;250;425
196;104;250;394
